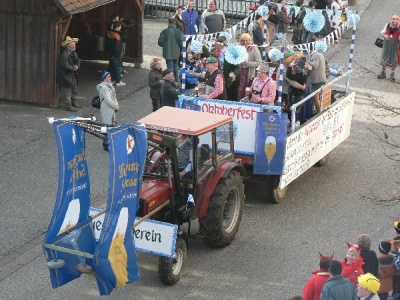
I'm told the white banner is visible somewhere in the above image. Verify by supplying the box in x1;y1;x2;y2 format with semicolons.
193;99;263;155
90;208;178;258
279;92;355;188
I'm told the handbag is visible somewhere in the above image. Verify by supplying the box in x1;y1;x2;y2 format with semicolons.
91;95;101;109
375;37;384;48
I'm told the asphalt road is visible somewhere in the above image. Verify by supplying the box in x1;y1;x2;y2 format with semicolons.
1;0;400;298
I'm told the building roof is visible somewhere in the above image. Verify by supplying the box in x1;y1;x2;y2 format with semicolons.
53;0;115;15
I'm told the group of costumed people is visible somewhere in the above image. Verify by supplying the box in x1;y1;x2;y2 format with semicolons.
301;223;400;300
179;33;339;125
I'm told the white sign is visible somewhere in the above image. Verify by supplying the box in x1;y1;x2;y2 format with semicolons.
89;208;178;258
187;99;263;155
279;92;355;188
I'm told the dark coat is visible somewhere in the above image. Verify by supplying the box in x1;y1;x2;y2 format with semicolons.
360;249;379;277
106;31;122;58
149;69;163;100
58;49;80;87
173;14;186;34
162;79;180;107
158;24;183;60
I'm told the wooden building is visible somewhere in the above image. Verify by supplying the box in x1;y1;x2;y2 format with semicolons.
0;0;143;107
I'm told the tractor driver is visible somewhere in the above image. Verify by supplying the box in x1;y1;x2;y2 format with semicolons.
176;134;193;179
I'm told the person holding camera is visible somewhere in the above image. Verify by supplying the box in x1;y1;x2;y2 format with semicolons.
97;71;119;151
181;52;204;96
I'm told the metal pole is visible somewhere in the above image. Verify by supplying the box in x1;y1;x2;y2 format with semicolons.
277;45;285;107
346;25;356;93
181;35;187;95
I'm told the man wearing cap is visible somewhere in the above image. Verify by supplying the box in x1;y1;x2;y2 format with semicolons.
161;69;180;107
59;36;81;111
356;273;381;300
377;241;395;300
320;260;357;300
201;57;227;100
249;62;276;105
201;0;226;34
158;18;183;82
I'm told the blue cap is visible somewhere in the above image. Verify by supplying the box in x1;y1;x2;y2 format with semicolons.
100;71;110;81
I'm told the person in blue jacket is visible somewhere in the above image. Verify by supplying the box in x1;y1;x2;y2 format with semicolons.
180;53;204;96
182;0;200;35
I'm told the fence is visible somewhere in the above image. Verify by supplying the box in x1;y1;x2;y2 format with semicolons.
144;0;266;25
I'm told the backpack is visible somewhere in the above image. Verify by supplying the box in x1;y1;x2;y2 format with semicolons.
92;95;102;109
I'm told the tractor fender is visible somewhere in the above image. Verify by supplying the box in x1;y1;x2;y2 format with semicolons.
198;161;240;219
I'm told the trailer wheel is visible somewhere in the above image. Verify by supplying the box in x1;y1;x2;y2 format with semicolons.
199;171;244;248
315;154;329;167
267;175;287;204
158;237;187;285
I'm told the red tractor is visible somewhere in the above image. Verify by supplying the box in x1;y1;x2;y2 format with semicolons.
136;107;245;285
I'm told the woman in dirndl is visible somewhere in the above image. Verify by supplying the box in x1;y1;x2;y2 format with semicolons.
237;33;261;100
377;15;400;81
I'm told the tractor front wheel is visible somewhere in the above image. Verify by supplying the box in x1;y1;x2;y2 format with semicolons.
200;171;244;248
158;237;187;285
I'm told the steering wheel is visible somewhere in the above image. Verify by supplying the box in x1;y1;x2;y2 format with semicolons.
145;150;167;173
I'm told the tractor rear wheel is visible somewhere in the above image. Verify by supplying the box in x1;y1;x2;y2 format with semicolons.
200;171;244;248
158;237;187;285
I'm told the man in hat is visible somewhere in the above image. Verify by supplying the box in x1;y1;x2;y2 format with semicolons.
158;18;183;82
249;62;276;105
320;260;357;300
356;273;381;300
201;57;227;100
59;36;81;111
201;0;226;34
161;69;180;107
106;21;126;86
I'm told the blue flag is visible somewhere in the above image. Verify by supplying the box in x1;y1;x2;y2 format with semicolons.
93;124;147;295
44;122;95;287
254;113;288;175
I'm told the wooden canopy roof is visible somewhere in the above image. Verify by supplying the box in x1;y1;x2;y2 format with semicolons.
53;0;115;15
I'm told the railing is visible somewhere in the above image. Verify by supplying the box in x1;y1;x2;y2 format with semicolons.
144;0;266;25
289;70;352;132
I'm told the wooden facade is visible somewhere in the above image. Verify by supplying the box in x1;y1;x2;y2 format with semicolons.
0;0;143;107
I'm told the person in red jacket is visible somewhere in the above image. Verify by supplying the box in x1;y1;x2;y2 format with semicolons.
303;254;333;300
341;244;364;286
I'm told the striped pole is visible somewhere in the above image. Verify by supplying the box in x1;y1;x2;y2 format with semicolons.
277;45;285;107
346;25;356;93
262;16;268;62
181;35;187;95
